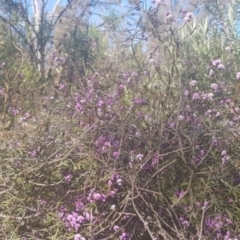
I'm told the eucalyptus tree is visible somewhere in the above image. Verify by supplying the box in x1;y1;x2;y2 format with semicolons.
0;0;120;82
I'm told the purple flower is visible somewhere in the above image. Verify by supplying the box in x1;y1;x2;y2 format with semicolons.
192;92;200;100
224;231;231;240
151;153;159;166
236;72;240;79
166;14;172;20
116;178;123;186
166;11;171;16
179;190;185;198
209;69;214;77
178;115;184;121
175;190;185;198
133;98;147;105
111;172;119;181
75;201;84;211
74;234;81;240
149;58;155;64
28;150;37;157
221;150;227;156
104;141;111;147
200;150;205;156
113;225;120;231
72;212;78;218
75;102;83;112
136;154;144;160
169;122;175;128
222;155;230;164
202;201;209;210
59;83;65;90
92;193;106;201
184;12;194;22
226;218;233;224
217;63;225;70
97;100;104;107
8;106;20;115
210;83;218;91
51;51;57;58
189;80;197;86
182;220;190;227
113;152;119;158
108;179;113;186
135;131;141;137
64;174;73;183
109;189;117;197
151;157;158;166
67;214;73;221
212;59;222;66
119;232;131;240
207;93;214;100
77;215;84;223
93;193;101;200
74;234;85;240
54;57;65;66
101;194;106;201
74;223;80;231
83;212;91;221
184;89;189;96
186;12;193;18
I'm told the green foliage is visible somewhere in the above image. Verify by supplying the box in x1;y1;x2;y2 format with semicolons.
1;0;240;239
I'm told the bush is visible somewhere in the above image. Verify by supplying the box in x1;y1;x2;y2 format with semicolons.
1;1;240;240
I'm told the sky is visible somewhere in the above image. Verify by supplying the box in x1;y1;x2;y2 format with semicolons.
25;0;204;29
27;0;203;16
43;0;131;25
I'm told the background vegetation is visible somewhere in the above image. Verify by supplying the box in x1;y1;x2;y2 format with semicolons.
0;0;240;239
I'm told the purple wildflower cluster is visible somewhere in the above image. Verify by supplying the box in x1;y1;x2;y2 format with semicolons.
3;1;240;239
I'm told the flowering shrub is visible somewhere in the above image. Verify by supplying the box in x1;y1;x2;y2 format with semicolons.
1;1;240;240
